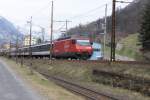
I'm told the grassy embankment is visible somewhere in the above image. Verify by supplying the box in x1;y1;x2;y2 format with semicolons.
117;34;142;60
105;34;144;60
1;57;85;100
19;58;150;100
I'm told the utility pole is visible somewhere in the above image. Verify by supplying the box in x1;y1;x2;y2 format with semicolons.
21;36;24;67
27;16;33;74
38;26;45;43
50;1;54;61
110;0;133;62
103;4;107;59
29;16;33;58
111;0;116;62
66;20;68;32
65;20;71;32
9;40;11;58
41;27;45;43
16;29;19;63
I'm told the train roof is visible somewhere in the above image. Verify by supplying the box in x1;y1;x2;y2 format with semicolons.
17;42;54;50
56;36;90;41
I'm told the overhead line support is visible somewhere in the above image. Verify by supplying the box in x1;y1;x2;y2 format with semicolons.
50;1;54;62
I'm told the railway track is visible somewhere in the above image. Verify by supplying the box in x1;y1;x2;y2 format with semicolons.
8;56;150;65
53;59;150;65
38;72;120;100
14;58;120;100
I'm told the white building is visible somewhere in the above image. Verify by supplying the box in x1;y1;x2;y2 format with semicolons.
23;35;37;46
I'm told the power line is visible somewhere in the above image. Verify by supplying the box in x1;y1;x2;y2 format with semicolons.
54;20;72;32
28;1;112;36
56;23;67;31
69;2;111;20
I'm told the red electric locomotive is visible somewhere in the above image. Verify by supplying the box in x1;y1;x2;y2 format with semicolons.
53;37;93;59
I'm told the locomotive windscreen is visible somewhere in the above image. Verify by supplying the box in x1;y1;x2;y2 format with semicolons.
76;40;91;46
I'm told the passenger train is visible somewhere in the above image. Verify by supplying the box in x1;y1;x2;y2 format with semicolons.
0;37;93;60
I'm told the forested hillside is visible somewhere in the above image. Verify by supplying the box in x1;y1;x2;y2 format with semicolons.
67;0;148;40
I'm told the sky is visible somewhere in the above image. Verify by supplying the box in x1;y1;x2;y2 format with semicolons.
0;0;133;39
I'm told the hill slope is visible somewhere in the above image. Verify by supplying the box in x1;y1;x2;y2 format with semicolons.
67;0;148;40
0;16;22;44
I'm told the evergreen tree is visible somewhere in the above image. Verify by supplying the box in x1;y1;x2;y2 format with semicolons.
139;1;150;50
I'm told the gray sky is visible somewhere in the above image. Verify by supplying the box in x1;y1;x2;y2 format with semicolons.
0;0;133;39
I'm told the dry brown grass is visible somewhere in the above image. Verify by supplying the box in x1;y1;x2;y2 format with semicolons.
17;58;150;100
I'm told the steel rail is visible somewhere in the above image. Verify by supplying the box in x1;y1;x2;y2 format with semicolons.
50;59;150;65
39;72;121;100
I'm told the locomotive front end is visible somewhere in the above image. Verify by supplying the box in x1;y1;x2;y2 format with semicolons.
75;39;93;59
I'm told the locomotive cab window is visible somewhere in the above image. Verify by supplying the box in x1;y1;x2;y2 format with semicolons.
76;40;91;46
72;40;76;44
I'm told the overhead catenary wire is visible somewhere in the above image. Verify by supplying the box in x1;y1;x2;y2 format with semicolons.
28;1;112;29
66;2;112;30
56;23;66;32
69;2;112;20
24;1;116;42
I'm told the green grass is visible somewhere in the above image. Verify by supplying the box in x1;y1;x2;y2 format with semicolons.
117;47;136;58
117;33;141;59
105;33;144;60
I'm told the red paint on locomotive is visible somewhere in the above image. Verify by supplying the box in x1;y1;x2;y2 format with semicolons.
53;37;93;59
